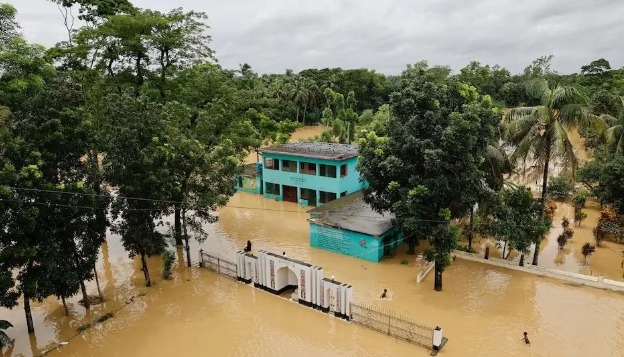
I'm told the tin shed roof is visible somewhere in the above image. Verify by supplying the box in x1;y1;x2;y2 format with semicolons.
308;191;395;237
260;142;359;161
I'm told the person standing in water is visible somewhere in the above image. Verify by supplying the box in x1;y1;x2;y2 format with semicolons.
380;289;387;298
244;240;252;252
523;332;530;345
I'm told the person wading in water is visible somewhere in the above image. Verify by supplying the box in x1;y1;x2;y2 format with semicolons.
380;289;387;298
523;332;531;345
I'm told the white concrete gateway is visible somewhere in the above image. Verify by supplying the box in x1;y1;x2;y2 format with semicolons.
236;250;353;320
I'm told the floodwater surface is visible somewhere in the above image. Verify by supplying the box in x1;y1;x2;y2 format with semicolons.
2;126;624;357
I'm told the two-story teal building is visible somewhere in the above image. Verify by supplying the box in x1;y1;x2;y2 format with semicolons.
258;142;364;206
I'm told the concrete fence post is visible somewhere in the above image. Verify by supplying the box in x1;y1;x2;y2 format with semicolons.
432;326;443;351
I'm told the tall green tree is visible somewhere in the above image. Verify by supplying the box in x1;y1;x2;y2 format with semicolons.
503;79;600;265
100;92;169;286
479;187;551;265
358;63;500;291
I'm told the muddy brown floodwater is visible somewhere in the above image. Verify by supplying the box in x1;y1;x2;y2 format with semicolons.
2;126;624;357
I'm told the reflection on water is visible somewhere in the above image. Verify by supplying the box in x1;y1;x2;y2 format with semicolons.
2;126;624;357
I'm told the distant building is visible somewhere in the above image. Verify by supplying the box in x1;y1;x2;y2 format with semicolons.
308;191;403;262
235;162;263;194
236;141;365;206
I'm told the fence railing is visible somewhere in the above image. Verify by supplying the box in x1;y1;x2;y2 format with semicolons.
350;303;433;349
199;250;237;279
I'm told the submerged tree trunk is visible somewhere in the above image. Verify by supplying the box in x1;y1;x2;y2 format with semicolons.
93;264;103;301
468;206;474;249
519;254;525;267
24;295;34;334
407;236;416;255
174;207;183;246
61;296;69;315
80;280;90;309
182;210;192;267
434;264;443;291
533;151;551;266
141;253;151;287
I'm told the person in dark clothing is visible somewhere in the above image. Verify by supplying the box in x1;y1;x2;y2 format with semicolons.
523;332;530;345
380;289;387;298
244;240;252;252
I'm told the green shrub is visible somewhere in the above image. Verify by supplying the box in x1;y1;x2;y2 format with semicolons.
547;176;573;200
162;249;175;280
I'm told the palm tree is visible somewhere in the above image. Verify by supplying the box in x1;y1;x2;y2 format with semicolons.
601;96;624;155
0;320;12;348
503;79;602;265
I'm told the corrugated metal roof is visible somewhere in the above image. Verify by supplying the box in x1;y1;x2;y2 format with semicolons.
260;141;359;161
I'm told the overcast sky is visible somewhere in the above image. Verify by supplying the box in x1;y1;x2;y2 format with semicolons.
7;0;624;75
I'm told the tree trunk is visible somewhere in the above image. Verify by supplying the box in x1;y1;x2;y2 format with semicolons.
141;253;151;287
519;254;525;267
433;264;442;291
182;210;192;267
24;295;34;334
407;236;416;255
61;296;69;315
533;148;551;266
468;206;474;249
502;241;508;259
93;264;103;301
302;104;307;125
484;246;490;260
296;107;300;123
174;207;183;246
80;280;90;309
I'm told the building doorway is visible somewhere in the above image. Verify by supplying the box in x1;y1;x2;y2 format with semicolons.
283;185;297;203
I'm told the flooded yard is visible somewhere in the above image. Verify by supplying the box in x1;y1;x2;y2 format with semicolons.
2;125;624;357
2;192;624;357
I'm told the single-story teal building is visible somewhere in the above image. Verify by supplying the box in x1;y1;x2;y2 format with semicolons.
235;162;263;194
308;192;403;262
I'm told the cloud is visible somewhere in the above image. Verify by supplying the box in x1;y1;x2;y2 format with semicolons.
6;0;624;75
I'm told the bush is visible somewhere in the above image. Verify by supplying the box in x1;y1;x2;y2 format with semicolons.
547;176;574;200
562;217;570;229
572;191;587;208
162;250;175;280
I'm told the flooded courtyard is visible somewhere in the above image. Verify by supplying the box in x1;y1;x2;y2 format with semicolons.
2;126;624;357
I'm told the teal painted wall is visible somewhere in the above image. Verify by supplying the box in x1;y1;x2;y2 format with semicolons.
310;223;396;262
262;153;364;203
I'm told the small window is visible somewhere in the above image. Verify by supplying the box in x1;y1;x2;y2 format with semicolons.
265;182;280;195
319;164;337;178
264;157;279;170
282;159;297;172
300;162;316;175
319;191;337;204
340;164;348;178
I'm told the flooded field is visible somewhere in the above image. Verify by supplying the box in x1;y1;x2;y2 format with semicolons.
2;192;624;357
2;125;624;357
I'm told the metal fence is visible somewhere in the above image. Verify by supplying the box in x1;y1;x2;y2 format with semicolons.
350;303;433;349
199;250;237;279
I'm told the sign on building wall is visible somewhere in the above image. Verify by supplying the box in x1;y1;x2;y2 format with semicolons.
316;226;351;254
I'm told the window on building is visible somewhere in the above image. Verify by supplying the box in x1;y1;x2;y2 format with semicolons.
281;159;297;172
340;164;348;178
300;162;316;175
319;164;337;178
264;157;279;170
300;188;316;205
265;182;280;195
319;191;337;204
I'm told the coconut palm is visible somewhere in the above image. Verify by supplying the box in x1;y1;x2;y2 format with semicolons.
503;79;603;265
0;320;12;347
601;96;624;155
